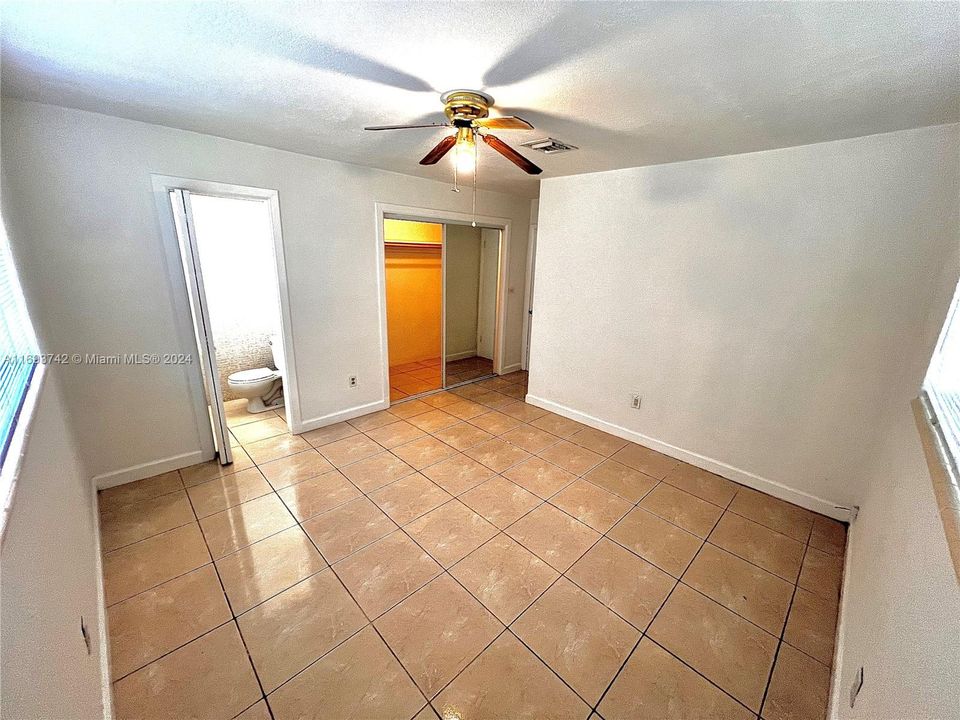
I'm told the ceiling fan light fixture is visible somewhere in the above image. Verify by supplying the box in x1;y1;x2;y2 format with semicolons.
364;88;542;175
454;126;476;173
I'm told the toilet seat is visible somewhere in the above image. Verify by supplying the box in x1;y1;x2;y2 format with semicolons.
228;367;280;385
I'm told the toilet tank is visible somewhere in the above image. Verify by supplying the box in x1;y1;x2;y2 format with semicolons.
270;334;285;377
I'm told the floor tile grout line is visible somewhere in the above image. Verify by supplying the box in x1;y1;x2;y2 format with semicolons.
97;481;188;514
757;540;812;718
188;480;276;719
408;521;601;712
589;631;646;716
104;554;216;609
100;394;513;624
598;526;757;715
119;485;607;702
251;480;431;709
109;617;236;685
104;387;843;719
644;635;761;717
100;515;198;555
674;576;784;642
385;488;610;709
588;497;691;715
105;452;804;615
105;478;274;716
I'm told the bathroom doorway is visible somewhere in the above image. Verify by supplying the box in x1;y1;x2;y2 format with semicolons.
378;204;509;404
155;177;297;466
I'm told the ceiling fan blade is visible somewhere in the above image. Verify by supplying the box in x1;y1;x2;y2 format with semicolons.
481;134;543;175
364;123;451;131
473;116;534;131
419;135;458;165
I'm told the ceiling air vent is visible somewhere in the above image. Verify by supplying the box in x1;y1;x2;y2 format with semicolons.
520;137;578;154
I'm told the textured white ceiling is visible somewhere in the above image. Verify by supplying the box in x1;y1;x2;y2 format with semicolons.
2;1;957;198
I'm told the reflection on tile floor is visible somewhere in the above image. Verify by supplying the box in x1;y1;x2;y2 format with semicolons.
390;358;441;400
100;369;846;720
444;356;494;387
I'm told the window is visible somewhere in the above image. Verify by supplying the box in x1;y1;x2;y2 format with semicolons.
924;277;960;468
0;217;39;469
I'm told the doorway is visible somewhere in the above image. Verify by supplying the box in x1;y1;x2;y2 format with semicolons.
384;219;444;399
155;177;297;466
378;205;510;404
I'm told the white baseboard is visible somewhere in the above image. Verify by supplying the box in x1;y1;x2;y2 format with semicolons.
525;394;852;521
93;450;207;490
446;349;478;362
499;362;522;375
89;480;114;718
828;519;857;718
298;399;390;434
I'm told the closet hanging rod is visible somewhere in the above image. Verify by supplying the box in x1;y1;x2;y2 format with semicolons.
384;241;442;247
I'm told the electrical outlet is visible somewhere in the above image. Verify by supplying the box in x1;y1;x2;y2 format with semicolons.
850;666;864;708
348;375;358;388
631;393;641;409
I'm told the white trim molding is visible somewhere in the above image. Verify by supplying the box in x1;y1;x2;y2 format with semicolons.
298;399;391;434
89;476;114;719
525;393;853;521
446;349;479;362
93;449;207;490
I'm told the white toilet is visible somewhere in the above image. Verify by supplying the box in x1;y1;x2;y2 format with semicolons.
227;334;285;413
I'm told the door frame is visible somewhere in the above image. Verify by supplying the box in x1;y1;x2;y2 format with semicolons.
374;202;512;404
152;175;303;455
521;222;537;371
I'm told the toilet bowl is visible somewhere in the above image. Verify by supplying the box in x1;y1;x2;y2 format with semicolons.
227;334;285;413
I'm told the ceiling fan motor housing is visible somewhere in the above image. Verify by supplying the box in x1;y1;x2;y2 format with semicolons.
441;90;494;123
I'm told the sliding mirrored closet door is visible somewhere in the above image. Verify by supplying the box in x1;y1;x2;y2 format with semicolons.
443;226;500;388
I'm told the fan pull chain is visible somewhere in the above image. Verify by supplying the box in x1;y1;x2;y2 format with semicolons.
471;137;478;227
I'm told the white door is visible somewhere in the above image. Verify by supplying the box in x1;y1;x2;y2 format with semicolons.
169;190;233;465
476;228;499;360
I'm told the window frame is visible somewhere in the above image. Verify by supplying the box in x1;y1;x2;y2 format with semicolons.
922;276;960;475
0;216;44;541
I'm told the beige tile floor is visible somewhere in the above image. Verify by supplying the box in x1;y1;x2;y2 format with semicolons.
390;358;442;400
99;369;846;720
444;356;495;387
390;357;496;402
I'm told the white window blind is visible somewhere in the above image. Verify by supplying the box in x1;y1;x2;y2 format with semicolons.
925;278;960;467
0;219;38;467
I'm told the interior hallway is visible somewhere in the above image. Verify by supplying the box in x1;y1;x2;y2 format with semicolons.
99;371;844;720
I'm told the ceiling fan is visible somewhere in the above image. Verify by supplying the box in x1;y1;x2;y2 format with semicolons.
364;90;543;175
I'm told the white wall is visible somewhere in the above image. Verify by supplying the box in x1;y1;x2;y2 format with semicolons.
530;123;960;513
1;164;109;719
832;229;960;719
444;224;481;359
0;100;532;482
834;406;960;719
0;369;108;720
